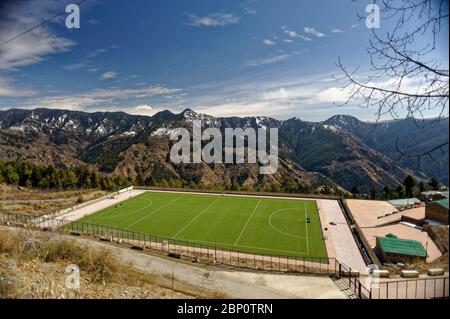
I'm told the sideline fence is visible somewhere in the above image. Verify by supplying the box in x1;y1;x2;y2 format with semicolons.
0;211;336;275
0;211;448;299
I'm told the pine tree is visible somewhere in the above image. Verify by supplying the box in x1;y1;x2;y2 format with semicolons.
369;186;378;199
428;177;441;191
403;175;416;197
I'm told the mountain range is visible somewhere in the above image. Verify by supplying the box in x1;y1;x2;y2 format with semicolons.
0;108;448;193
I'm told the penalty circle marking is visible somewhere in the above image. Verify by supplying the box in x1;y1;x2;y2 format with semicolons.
268;208;307;240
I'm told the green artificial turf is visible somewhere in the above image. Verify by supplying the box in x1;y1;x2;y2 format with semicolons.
77;191;328;258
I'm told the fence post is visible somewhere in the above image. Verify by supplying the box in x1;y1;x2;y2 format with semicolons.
444;278;447;298
253;252;255;269
348;267;352;286
358;281;362;299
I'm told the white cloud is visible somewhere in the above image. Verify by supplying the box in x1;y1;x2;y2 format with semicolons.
188;12;240;27
24;85;182;110
135;104;153;113
245;54;290;67
284;30;298;37
186;72;354;119
350;23;359;29
242;7;257;15
284;39;293;43
0;0;75;71
304;26;326;37
87;48;107;58
100;71;117;80
316;87;349;103
331;28;344;33
61;61;92;71
283;29;311;41
0;78;36;97
262;88;290;100
263;39;276;45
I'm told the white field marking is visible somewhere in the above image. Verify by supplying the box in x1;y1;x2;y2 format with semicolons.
172;197;221;238
234;200;261;246
93;198;153;220
125;196;183;230
175;237;307;255
304;201;309;255
268;208;307;240
141;189;317;202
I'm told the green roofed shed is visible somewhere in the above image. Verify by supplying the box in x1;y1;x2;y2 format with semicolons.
376;236;427;263
434;198;449;210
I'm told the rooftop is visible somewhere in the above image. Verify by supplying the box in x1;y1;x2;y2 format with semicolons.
421;191;449;198
388;198;421;207
431;198;449;210
377;236;427;257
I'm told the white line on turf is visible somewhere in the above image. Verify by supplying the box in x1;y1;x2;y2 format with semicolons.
233;200;261;246
304;201;309;255
94;198;153;220
268;208;307;240
172;197;221;238
125;196;183;230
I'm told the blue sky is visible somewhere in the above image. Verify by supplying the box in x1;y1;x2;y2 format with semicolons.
0;0;448;120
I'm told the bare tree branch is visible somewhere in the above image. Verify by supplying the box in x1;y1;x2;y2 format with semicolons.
337;0;449;164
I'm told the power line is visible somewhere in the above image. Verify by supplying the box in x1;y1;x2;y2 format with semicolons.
0;0;89;48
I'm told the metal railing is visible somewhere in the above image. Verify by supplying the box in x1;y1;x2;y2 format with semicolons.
0;211;335;275
371;277;449;299
335;261;372;299
1;210;448;299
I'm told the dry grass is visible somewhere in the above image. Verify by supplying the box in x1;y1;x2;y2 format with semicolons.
384;253;449;275
0;184;106;216
0;229;225;299
428;226;449;253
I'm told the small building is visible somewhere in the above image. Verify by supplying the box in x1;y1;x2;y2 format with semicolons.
375;235;427;263
425;199;449;224
420;191;447;202
389;198;421;209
